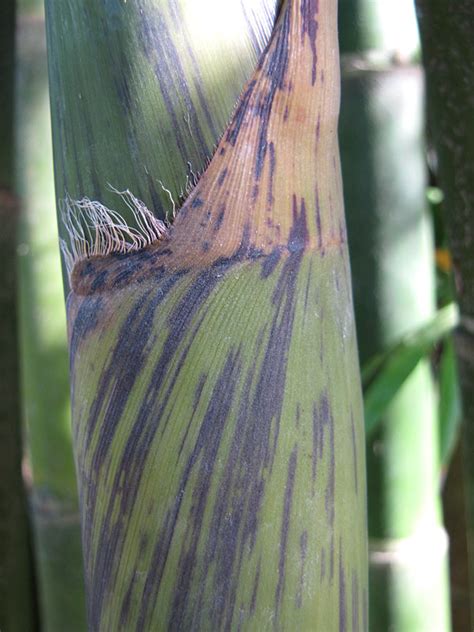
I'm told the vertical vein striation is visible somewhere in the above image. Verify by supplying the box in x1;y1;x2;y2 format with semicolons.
61;1;368;629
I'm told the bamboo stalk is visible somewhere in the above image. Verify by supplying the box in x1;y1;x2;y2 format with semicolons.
46;0;368;628
339;1;450;629
45;0;280;230
416;0;474;612
15;2;87;628
0;1;38;629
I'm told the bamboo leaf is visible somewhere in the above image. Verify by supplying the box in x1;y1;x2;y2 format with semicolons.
363;303;459;437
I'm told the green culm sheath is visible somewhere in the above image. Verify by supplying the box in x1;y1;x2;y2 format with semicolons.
48;0;368;628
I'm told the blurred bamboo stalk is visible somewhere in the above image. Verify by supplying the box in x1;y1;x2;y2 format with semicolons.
339;0;450;629
15;0;86;628
416;0;474;615
0;1;38;629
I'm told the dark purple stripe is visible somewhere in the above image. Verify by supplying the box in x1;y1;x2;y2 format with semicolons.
339;540;347;632
351;411;359;494
295;530;308;608
300;0;319;85
352;570;359;631
275;446;298;610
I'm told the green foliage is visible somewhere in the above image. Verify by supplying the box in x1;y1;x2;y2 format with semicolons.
363;303;459;437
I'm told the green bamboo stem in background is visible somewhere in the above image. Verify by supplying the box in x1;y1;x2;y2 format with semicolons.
339;0;450;629
15;0;87;628
46;0;368;627
0;1;38;630
416;0;474;612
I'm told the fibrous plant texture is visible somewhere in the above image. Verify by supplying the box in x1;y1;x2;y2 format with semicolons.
49;0;368;628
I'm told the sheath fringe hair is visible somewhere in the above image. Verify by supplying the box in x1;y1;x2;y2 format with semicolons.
60;187;167;277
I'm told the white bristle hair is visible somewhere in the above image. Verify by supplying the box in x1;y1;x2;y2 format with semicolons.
60;187;167;277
